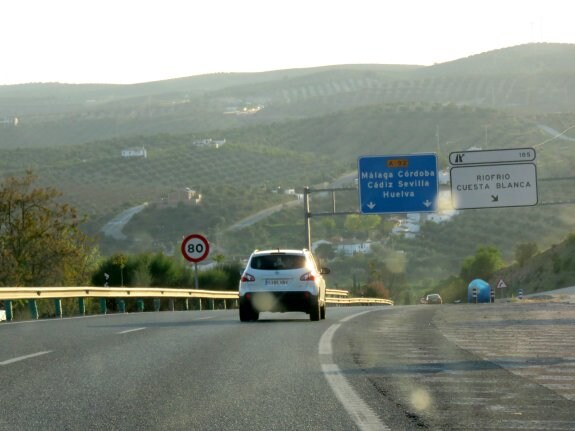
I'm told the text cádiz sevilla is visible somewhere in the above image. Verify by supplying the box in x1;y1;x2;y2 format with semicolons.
361;170;435;191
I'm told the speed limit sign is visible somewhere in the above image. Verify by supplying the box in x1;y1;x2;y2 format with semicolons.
181;234;210;263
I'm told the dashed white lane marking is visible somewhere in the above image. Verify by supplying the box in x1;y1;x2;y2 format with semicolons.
116;316;215;334
0;351;52;366
319;310;390;431
117;327;146;334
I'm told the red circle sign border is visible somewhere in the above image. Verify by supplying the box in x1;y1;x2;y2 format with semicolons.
181;234;210;263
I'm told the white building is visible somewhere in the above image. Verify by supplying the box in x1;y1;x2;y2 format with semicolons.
193;138;226;148
121;147;147;158
312;240;373;256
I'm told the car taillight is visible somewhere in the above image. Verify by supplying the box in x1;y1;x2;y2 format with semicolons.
241;273;255;282
300;272;316;281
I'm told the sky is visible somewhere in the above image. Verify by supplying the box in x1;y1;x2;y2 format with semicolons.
1;0;574;85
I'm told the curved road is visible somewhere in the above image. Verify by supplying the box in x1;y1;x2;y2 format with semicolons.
1;302;575;430
100;203;148;240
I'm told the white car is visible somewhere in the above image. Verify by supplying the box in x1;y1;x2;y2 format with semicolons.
238;249;330;322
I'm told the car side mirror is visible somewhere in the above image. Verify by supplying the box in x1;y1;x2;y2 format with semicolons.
320;267;330;275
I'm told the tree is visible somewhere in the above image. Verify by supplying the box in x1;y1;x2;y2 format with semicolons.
0;172;97;286
343;214;381;239
315;243;335;261
515;242;538;267
459;245;504;283
112;253;127;287
319;218;336;238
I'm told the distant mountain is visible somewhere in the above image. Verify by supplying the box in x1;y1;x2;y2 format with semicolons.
1;43;574;149
1;42;575;260
422;43;575;76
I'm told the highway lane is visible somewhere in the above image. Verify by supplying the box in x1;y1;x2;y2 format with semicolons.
0;309;366;431
1;303;575;430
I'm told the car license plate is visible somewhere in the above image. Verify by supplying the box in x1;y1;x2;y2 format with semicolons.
265;279;288;286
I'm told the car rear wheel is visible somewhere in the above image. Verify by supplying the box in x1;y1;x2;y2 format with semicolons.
239;302;259;322
309;298;320;321
320;303;326;320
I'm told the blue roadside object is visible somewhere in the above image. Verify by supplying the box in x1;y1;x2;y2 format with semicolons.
468;279;491;303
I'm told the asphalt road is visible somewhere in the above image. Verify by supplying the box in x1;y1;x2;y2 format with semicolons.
1;303;574;430
100;203;148;240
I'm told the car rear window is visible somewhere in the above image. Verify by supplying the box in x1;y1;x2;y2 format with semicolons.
250;254;307;270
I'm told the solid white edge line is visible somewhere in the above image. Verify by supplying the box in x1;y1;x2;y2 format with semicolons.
339;309;375;323
117;327;146;334
319;309;390;431
319;324;340;355
0;351;53;366
321;363;389;431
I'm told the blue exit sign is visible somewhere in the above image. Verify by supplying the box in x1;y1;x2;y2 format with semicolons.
358;153;439;214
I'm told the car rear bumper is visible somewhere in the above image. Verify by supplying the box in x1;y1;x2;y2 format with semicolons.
240;291;319;313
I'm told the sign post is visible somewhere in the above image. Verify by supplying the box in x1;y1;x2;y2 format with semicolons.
181;234;210;289
497;279;507;300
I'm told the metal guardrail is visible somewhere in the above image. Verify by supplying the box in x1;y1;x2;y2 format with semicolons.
0;287;392;321
0;287;353;301
325;288;349;297
0;287;237;301
326;289;394;305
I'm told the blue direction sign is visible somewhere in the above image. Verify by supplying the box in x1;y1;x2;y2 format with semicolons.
358;153;439;214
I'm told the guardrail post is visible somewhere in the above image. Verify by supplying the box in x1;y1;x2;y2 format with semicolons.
54;299;63;318
183;299;189;311
99;298;107;314
136;299;144;312
78;298;86;316
198;299;202;311
154;298;161;312
118;299;126;313
28;300;39;320
168;299;175;311
210;299;215;310
4;300;13;321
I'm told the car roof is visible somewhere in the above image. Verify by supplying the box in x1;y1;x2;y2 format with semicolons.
251;249;308;256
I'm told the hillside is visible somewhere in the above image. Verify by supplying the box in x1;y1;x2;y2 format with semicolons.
3;104;571;222
1;43;575;288
490;233;575;297
1;43;574;149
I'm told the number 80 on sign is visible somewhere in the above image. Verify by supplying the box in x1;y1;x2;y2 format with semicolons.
181;234;210;263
